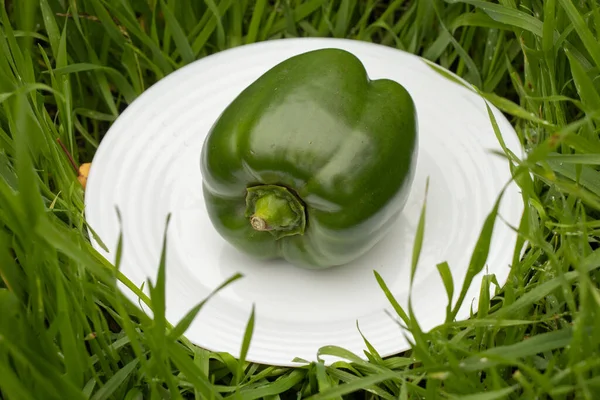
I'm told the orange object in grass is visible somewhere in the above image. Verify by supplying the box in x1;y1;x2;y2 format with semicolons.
57;138;90;189
78;163;91;188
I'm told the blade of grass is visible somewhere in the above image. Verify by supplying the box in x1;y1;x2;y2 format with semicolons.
445;0;543;37
547;153;600;164
410;177;429;285
449;11;512;32
246;0;267;44
547;160;600;197
436;261;454;323
49;63;136;104
2;335;87;399
373;270;410;328
269;0;326;35
304;371;400;400
0;83;65;104
90;358;140;400
495;249;600;318
558;0;600;68
232;369;306;400
191;0;234;55
0;360;37;400
449;183;508;322
333;0;354;38
235;304;255;386
565;47;600;113
88;0;128;47
433;2;482;87
54;266;84;388
167;341;224;400
168;273;243;340
160;0;194;64
39;0;60;58
461;328;574;371
356;322;385;365
448;385;519;399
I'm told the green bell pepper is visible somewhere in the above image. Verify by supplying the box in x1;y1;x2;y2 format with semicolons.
200;48;418;269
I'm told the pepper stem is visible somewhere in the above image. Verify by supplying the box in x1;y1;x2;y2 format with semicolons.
250;215;269;231
245;185;306;239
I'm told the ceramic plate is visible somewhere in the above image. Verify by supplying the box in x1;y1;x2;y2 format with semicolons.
85;38;523;366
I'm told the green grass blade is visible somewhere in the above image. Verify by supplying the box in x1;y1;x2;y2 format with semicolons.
422;58;476;91
436;262;454;323
373;270;410;328
34;217;113;282
246;0;267;44
0;359;37;400
524;114;595;166
317;346;389;374
2;335;86;399
450;185;507;321
0;83;65;104
234;369;306;400
461;328;574;371
74;108;116;122
88;0;128;47
149;213;170;328
50;63;137;104
39;0;60;58
236;304;255;385
547;161;600;197
565;47;600;113
433;2;482;87
546;153;600;164
166;341;224;399
449;11;512;32
410;177;429;285
55;268;84;388
90;359;140;400
269;0;326;35
333;0;354;38
329;367;401;400
314;362;333;394
558;0;600;68
160;0;194;64
191;0;234;55
543;0;556;53
169;273;243;340
304;371;400;400
495;251;600;318
101;1;175;74
446;0;543;37
204;0;226;49
481;91;554;127
356;321;384;364
448;385;518;399
124;387;143;400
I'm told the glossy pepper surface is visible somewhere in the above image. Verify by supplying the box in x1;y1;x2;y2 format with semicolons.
200;48;418;269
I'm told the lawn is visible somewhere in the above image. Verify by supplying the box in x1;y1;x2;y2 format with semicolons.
1;0;600;399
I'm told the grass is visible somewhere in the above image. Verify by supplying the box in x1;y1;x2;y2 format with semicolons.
1;0;600;398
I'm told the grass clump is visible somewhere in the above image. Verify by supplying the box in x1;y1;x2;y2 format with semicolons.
1;0;600;399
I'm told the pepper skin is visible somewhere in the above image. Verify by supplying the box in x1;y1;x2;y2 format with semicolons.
200;48;418;269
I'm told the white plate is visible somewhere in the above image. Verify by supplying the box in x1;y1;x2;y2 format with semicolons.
85;38;523;366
